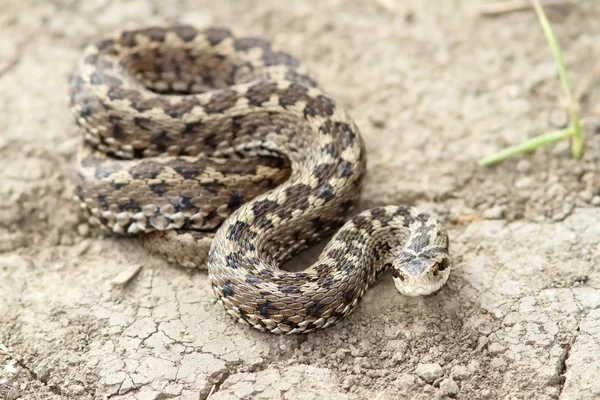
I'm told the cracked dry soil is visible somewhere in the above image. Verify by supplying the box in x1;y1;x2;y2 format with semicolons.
1;1;600;399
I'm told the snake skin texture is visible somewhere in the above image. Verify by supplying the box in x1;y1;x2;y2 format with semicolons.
69;25;451;334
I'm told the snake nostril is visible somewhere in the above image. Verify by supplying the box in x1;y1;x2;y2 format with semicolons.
439;258;449;271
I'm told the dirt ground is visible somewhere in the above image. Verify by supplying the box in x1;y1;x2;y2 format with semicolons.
1;0;600;399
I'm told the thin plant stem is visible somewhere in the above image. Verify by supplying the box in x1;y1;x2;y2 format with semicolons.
479;0;584;166
479;127;572;166
530;0;583;158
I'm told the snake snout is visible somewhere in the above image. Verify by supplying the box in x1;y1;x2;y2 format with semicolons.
391;253;451;297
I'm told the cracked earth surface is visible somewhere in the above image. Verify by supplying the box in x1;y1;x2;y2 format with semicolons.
1;1;600;399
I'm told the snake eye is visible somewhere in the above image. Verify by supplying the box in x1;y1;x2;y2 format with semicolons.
431;263;439;277
392;270;405;281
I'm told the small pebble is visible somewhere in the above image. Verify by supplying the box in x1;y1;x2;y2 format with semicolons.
77;223;90;237
549;108;569;128
579;190;593;202
416;363;443;383
515;176;533;189
439;377;459;397
450;365;470;381
7;388;21;400
487;342;505;355
591;196;600;206
111;264;142;287
368;113;386;128
515;159;531;173
483;206;504;220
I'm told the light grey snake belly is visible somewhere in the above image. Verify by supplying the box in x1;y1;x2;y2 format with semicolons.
69;26;451;334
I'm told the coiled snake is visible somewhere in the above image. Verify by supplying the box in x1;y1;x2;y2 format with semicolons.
69;26;451;334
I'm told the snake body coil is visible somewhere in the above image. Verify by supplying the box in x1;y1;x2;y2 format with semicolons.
70;26;451;334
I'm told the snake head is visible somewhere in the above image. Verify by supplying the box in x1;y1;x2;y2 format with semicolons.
390;252;451;297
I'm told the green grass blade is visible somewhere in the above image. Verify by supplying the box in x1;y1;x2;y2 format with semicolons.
478;127;572;166
531;0;583;158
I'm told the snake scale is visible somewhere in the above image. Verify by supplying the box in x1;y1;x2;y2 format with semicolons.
69;25;451;334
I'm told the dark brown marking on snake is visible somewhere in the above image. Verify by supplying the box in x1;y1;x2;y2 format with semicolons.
341;263;355;273
260;156;288;170
225;252;241;269
141;27;166;42
78;103;93;117
326;248;347;263
312;164;332;185
130;97;164;113
278;284;301;294
120;31;139;47
252;200;280;228
262;51;300;68
416;213;430;223
227;192;245;211
370;208;391;226
337;161;353;178
234;37;271;52
129;161;163;180
107;86;141;102
245;274;259;287
173;25;198;42
98;73;123;87
335;122;355;148
278;83;308;108
342;289;356;303
285;70;317;88
176;196;196;211
95;39;117;55
204;88;237;114
202;181;221;194
335;230;357;244
226;221;256;243
118;199;141;212
165;101;198;118
306;302;323;318
315;183;334;202
150;132;169;152
321;143;339;158
340;200;355;212
183;122;201;136
222;281;235;297
351;215;375;235
256;300;277;318
134;117;153;131
311;217;324;231
108;116;124;139
97;194;109;208
89;72;103;85
246;81;277;107
204;27;232;46
84;54;98;65
95;163;122;179
170;158;204;179
284;184;312;210
304;95;335;118
319;122;331;135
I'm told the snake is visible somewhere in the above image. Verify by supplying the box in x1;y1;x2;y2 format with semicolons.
69;25;451;334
